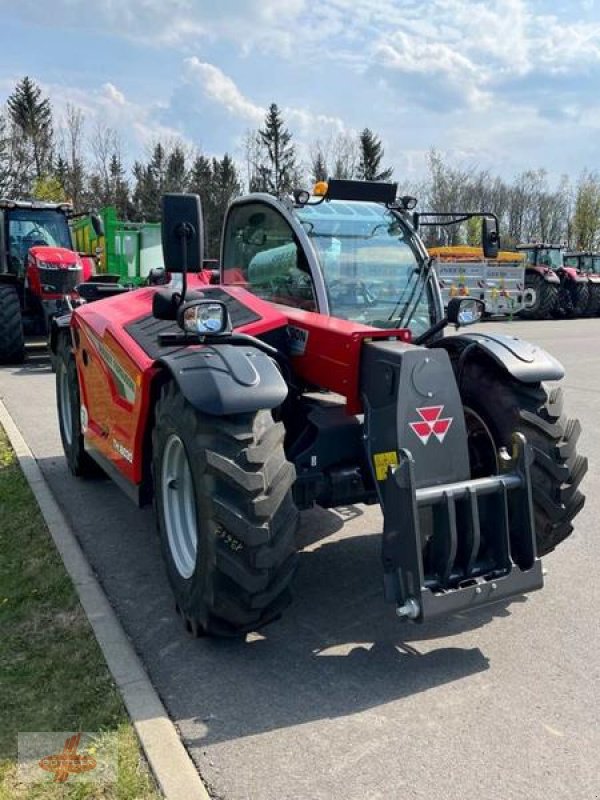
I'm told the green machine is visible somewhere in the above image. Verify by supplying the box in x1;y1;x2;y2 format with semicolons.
71;207;164;285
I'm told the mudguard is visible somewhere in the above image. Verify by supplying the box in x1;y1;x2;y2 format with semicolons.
527;265;560;284
157;343;288;415
49;313;72;354
433;332;564;383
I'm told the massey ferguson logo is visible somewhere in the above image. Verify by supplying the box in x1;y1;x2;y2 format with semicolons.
409;406;453;445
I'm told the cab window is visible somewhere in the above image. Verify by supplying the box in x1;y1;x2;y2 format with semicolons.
222;203;316;311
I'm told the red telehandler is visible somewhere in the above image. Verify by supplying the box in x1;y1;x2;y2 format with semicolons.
52;182;586;636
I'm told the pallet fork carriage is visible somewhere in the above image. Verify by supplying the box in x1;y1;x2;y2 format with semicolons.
52;180;586;635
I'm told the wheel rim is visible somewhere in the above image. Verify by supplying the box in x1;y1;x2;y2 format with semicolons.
58;361;73;447
464;406;499;479
161;434;198;579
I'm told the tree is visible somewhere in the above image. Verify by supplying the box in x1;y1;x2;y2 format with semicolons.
32;175;66;202
164;145;188;194
256;103;297;194
310;146;328;183
572;171;600;250
57;104;86;208
7;76;54;183
357;128;393;182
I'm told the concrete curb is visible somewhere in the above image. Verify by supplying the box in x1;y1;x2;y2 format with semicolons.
0;399;211;800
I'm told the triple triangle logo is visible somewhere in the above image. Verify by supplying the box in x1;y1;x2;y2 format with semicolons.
409;405;453;445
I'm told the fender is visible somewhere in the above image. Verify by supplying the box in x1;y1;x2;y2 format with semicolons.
527;265;560;284
49;313;72;355
432;332;564;383
157;343;288;415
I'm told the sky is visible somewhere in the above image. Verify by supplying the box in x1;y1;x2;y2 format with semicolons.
1;0;600;187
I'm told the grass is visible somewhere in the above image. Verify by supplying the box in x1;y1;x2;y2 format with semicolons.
0;427;161;799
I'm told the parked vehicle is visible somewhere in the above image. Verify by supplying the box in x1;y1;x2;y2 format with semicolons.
564;251;600;316
0;199;105;364
517;244;588;319
53;182;586;636
429;246;526;317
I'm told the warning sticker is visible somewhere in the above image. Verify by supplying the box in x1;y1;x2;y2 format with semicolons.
288;325;309;356
373;451;398;481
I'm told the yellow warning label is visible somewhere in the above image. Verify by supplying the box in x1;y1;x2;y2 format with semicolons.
373;451;398;481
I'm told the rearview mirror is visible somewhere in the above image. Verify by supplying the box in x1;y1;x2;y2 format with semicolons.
177;300;231;336
161;193;204;273
482;217;500;259
447;297;484;327
90;213;104;238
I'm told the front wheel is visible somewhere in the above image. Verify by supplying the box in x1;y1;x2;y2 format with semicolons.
460;360;586;556
565;281;589;318
0;285;25;364
152;382;299;637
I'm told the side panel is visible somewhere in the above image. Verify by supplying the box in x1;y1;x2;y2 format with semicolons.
283;306;412;414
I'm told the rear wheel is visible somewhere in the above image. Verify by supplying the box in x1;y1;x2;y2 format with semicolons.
56;334;99;477
519;273;557;320
461;360;586;556
586;284;600;316
564;281;589;318
152;382;298;637
0;285;25;364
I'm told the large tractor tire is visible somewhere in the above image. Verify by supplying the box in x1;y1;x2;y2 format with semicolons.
0;285;25;364
520;273;557;320
460;360;586;557
152;382;298;637
585;284;600;316
56;335;100;477
563;281;589;318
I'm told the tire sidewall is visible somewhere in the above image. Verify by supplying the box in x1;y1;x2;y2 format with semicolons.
56;338;85;472
153;403;217;623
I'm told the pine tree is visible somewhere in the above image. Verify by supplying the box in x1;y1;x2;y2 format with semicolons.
164;146;188;194
357;128;393;182
109;154;129;218
7;76;54;182
311;150;328;183
257;103;297;194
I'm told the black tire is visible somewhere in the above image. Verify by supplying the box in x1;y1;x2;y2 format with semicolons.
520;273;558;320
0;285;25;364
460;360;586;557
564;281;589;318
152;382;299;637
590;284;600;316
56;334;99;477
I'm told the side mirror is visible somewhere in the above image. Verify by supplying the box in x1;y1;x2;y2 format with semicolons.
161;193;204;273
482;217;500;259
90;213;104;238
447;297;485;327
177;300;231;336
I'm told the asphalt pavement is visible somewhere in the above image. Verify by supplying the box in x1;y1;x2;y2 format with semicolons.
1;319;599;800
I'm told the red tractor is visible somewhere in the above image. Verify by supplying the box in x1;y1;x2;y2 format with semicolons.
0;198;104;364
564;251;600;316
52;182;586;637
517;243;588;319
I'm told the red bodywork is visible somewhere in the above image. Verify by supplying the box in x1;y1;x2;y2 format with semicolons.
72;282;411;490
26;245;92;299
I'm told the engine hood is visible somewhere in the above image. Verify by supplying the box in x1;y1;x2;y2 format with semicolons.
30;245;80;268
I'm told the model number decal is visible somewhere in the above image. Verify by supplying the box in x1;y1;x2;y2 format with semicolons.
288;325;309;356
112;438;133;463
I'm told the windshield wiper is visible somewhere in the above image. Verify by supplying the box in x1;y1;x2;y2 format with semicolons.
386;259;427;323
397;258;434;329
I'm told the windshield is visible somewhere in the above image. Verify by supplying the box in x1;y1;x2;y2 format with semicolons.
297;200;434;335
7;209;71;275
535;248;563;269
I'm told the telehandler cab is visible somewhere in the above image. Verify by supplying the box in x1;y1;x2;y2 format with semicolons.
53;181;586;636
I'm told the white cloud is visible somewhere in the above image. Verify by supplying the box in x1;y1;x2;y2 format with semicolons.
184;58;264;123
